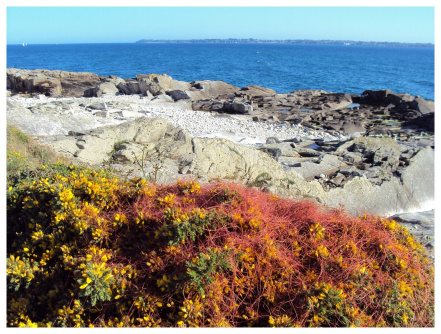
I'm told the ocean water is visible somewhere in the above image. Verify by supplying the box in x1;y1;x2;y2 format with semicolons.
7;43;434;101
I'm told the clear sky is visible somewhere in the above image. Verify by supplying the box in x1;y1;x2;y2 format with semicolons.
5;3;436;45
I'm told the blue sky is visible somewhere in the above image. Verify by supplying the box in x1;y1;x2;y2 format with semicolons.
5;5;436;45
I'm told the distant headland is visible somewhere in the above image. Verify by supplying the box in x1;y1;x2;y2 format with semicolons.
135;38;433;48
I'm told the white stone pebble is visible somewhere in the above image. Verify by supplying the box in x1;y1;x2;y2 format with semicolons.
7;94;349;145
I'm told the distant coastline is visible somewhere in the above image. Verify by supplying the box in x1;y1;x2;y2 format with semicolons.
135;38;433;48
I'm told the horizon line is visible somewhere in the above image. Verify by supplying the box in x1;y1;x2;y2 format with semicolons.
7;38;435;46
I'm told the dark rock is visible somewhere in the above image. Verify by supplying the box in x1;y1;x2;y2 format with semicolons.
289;154;347;180
322;121;343;132
266;137;280;144
76;140;87;149
223;99;253;114
315;140;340;147
359;89;393;105
360;90;417;109
192;99;225;112
341;152;363;164
354;162;372;170
126;79;141;94
264;142;299;158
266;114;279;122
366;128;392;136
320;93;353;111
173;130;188;142
116;81;132;95
83;88;96;97
399;148;419;160
385;92;414;105
300;121;316;129
67;131;87;136
338;166;358;176
353;166;383;180
392;210;434;227
282;137;303;144
372;148;400;171
116;79;141;95
315;145;336;152
259;147;282;161
280;114;304;124
167;90;191;101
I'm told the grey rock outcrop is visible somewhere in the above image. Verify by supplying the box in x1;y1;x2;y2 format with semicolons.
183;137;287;182
7;68;100;97
37;114;434;218
399;146;434;209
7;68;62;96
45;118;182;164
41;117;290;187
349;137;402;171
318;144;434;216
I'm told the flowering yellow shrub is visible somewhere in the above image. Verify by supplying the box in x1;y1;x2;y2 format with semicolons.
6;163;434;327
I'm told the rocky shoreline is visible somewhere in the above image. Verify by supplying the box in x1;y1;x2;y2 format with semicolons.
6;68;435;257
7;67;434;137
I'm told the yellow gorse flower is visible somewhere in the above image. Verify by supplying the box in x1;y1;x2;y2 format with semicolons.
59;188;74;203
310;222;325;240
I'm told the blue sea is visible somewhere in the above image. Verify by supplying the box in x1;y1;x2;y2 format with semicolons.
7;43;435;101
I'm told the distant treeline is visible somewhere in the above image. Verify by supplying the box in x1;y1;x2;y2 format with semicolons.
135;38;433;47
